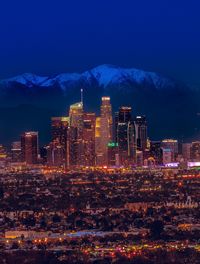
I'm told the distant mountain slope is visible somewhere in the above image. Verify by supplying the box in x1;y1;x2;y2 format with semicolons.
0;64;199;145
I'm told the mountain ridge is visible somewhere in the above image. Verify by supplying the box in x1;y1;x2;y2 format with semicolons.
0;64;176;90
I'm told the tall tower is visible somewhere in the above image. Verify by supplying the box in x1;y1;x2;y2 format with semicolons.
99;97;113;165
21;132;38;164
134;115;147;151
82;112;96;166
69;102;84;131
69;101;84;166
51;117;69;166
115;107;135;165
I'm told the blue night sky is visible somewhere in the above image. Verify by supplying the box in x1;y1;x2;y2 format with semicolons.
0;0;200;85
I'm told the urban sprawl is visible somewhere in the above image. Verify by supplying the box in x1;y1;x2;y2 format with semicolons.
0;95;200;263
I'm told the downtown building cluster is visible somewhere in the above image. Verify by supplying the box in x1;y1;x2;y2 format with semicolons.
2;95;200;169
47;96;147;168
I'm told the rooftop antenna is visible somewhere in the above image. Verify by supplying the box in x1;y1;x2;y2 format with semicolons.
81;88;83;106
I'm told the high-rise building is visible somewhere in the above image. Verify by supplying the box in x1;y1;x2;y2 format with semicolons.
69;102;83;134
11;141;22;162
161;139;178;161
51;117;69;144
190;141;200;161
115;107;135;165
51;117;69;166
182;143;191;161
21;132;38;164
46;140;65;167
107;142;119;166
162;148;172;164
69;102;84;166
95;117;104;165
150;141;162;165
134;116;147;151
99;97;113;165
95;97;113;165
82;112;96;166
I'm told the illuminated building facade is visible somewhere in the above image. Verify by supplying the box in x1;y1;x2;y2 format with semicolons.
46;140;64;167
182;143;191;161
11;141;22;162
21;132;38;164
99;97;113;165
162;148;172;164
69;102;84;166
82;112;96;166
51;117;69;166
95;117;103;165
134;115;147;151
0;145;7;167
149;141;162;165
161;139;178;161
115;107;135;165
190;141;200;161
69;102;83;135
107;142;119;166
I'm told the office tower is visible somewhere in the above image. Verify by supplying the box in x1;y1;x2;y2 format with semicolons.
46;140;65;167
69;101;84;166
82;113;96;166
99;97;113;165
182;143;191;161
107;142;119;166
162;148;172;164
150;141;162;165
51;117;69;166
115;106;135;165
190;141;200;161
11;141;22;162
136;150;143;167
95;117;104;165
69;102;83;134
161;139;178;161
134;115;147;151
114;107;132;140
21;132;38;164
51;117;69;145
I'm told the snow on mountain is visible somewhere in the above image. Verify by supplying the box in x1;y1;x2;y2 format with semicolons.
0;64;175;90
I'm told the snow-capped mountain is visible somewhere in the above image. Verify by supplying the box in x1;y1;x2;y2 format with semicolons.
0;64;175;90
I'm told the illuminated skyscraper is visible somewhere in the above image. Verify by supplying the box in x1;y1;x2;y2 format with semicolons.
51;117;69;166
69;102;83;133
21;132;38;164
149;141;162;165
115;107;135;165
82;112;96;166
69;101;84;166
95;117;103;165
51;117;69;145
134;115;147;151
98;97;113;165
